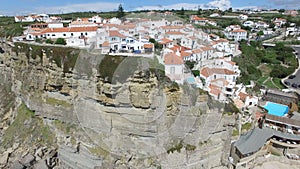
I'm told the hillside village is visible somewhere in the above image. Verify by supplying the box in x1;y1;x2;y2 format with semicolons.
1;7;300;168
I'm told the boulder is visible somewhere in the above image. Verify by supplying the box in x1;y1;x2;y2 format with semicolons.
10;161;25;169
0;152;9;165
20;154;35;167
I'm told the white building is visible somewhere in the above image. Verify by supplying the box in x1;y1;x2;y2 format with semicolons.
224;25;247;41
164;52;185;84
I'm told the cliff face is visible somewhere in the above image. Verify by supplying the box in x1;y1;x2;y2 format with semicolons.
0;42;235;169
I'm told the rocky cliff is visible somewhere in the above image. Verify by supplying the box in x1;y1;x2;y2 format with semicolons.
0;42;236;169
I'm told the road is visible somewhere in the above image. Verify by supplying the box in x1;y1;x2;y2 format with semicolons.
283;46;300;89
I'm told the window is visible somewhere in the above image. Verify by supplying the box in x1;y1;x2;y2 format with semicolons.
85;32;88;36
47;34;50;36
52;34;55;36
71;33;73;36
81;33;83;36
170;67;175;74
63;34;66;36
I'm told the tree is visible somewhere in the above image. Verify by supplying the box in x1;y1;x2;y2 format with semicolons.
180;7;185;15
55;38;66;45
197;6;202;15
117;4;125;19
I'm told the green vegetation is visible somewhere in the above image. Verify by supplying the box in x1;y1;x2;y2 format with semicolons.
241;122;252;131
98;55;168;85
46;97;72;107
167;140;183;154
192;70;200;77
117;4;125;19
53;120;75;134
88;146;110;158
45;39;54;44
232;128;239;136
185;144;196;151
13;42;80;73
234;41;297;88
1;103;55;149
55;38;66;45
0;17;32;38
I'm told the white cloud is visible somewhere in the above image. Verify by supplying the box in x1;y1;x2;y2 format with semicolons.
35;2;120;14
207;0;231;10
134;0;231;11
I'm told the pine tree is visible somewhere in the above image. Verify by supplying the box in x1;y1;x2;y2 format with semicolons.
117;4;125;19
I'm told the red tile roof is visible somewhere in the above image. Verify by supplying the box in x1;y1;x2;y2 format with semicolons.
42;26;98;33
144;44;154;48
232;29;247;33
164;53;184;65
161;26;185;30
200;67;235;78
109;30;126;38
102;41;110;47
209;84;222;96
165;31;186;35
238;92;248;102
159;38;173;44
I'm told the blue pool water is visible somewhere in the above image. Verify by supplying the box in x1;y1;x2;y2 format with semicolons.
186;77;195;83
263;102;289;116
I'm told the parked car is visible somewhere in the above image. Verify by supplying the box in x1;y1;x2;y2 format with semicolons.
289;75;296;79
284;81;290;86
292;83;297;88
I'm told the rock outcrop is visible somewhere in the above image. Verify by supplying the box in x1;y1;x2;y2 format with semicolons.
0;42;236;168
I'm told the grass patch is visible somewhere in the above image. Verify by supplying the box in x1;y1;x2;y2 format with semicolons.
273;78;286;89
53;120;75;134
1;103;55;149
88;146;110;158
257;76;269;85
258;64;273;76
46;97;72;107
241;122;252;131
232;128;239;136
264;79;278;89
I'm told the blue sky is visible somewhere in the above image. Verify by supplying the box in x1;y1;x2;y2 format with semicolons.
1;0;299;16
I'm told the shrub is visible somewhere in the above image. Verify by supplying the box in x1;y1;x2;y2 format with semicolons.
55;38;66;45
45;39;53;44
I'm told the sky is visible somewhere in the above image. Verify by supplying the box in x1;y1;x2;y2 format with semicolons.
0;0;299;16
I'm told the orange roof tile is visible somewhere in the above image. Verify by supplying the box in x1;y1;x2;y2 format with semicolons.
211;78;229;86
42;26;98;33
192;48;203;54
144;44;154;48
159;38;173;44
102;41;110;47
232;29;247;33
109;30;126;38
200;46;213;51
238;92;248;102
200;67;235;78
161;26;185;29
209;84;222;96
181;51;192;58
164;53;184;65
165;31;186;35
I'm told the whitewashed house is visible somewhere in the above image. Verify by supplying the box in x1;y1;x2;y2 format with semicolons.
164;52;185;84
224;25;247;41
190;15;208;25
14;16;34;22
43;27;98;39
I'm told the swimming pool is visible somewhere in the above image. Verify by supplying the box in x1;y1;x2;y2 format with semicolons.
186;76;195;83
263;102;289;116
